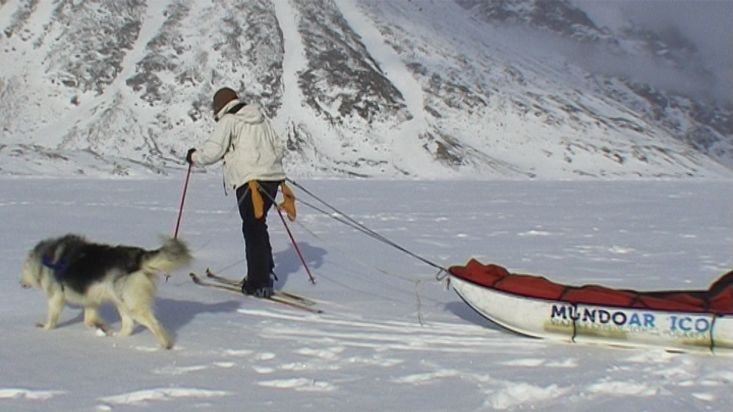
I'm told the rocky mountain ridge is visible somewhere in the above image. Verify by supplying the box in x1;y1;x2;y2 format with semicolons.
0;0;730;179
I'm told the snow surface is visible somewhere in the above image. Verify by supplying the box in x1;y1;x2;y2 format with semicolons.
1;176;732;411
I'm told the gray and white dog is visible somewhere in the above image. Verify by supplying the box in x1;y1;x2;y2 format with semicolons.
20;235;192;349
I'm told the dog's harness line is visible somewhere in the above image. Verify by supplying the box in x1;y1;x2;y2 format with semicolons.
41;254;69;281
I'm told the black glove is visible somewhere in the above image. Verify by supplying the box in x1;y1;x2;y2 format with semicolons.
186;148;196;165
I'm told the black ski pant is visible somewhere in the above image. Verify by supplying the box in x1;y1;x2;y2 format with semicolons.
235;180;281;289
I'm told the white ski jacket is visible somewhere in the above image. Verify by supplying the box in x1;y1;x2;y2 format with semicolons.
192;99;286;190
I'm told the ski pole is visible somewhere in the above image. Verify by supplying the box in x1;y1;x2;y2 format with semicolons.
173;163;193;239
273;201;316;285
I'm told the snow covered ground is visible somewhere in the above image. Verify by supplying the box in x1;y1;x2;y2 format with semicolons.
1;176;731;411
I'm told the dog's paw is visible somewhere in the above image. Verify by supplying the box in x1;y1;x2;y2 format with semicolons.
158;334;173;349
36;322;55;330
116;326;134;337
87;321;111;335
95;325;112;336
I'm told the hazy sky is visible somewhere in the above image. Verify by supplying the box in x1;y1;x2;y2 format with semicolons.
575;0;732;104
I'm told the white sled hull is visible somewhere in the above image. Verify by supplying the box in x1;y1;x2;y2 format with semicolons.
451;276;733;354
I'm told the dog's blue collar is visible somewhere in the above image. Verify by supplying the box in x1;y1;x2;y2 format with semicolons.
41;254;69;280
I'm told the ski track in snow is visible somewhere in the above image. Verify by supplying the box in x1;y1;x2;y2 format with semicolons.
0;389;65;401
97;388;230;407
0;179;731;410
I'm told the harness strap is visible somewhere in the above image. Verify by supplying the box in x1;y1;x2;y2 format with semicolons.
220;102;248;196
41;254;69;280
226;103;247;154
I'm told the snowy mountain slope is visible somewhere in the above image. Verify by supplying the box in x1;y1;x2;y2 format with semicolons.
354;0;730;178
0;0;730;178
453;0;732;167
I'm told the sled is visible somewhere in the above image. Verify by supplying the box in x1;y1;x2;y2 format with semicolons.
449;259;733;354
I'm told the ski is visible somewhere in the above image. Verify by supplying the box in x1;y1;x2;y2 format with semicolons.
189;273;323;314
204;268;318;307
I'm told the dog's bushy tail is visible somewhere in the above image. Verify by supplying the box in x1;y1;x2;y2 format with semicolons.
142;237;192;274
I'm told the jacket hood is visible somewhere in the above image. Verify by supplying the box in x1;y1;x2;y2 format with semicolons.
215;99;264;124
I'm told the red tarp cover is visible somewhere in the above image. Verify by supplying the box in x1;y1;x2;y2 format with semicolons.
449;259;733;314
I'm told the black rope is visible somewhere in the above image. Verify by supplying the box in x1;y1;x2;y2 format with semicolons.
287;178;449;274
709;314;718;354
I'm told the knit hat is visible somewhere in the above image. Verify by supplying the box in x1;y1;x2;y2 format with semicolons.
212;87;238;117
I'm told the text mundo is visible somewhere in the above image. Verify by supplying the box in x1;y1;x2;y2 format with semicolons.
550;304;713;334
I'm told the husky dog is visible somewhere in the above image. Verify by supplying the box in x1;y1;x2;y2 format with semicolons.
20;235;192;349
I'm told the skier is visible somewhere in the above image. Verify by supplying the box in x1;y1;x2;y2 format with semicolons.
186;87;286;298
